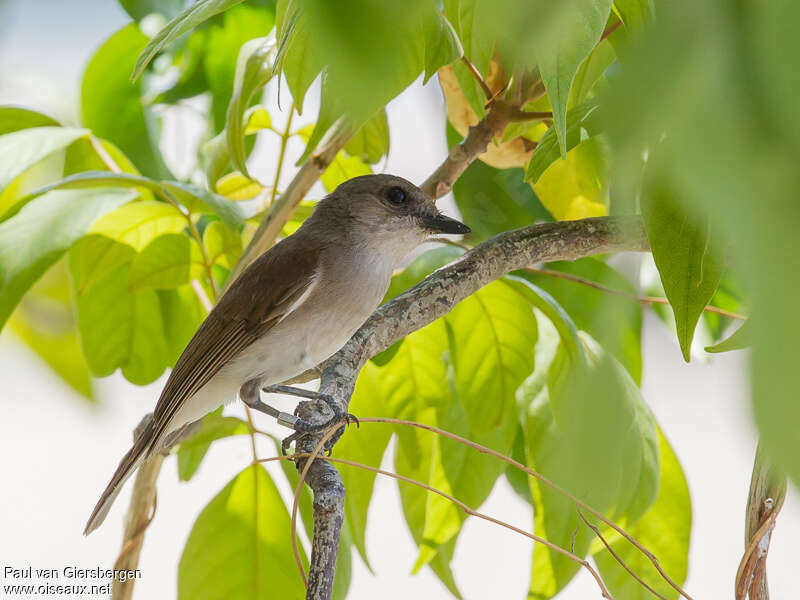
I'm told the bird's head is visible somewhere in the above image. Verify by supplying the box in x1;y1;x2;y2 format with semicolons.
314;174;470;250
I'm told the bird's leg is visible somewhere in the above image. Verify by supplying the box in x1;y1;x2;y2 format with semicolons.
239;379;302;430
262;384;359;454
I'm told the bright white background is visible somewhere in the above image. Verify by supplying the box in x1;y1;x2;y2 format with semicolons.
1;1;798;598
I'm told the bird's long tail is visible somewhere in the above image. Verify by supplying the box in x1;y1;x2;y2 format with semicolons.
83;424;152;535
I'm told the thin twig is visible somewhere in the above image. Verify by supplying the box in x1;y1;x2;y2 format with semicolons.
256;450;613;599
600;20;622;41
578;509;667;600
525;267;747;321
321;456;613;599
354;417;694;600
460;55;494;101
90;135;122;173
269;102;296;207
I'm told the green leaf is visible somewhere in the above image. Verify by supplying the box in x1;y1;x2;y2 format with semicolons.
89;200;187;251
569;41;615;107
0;127;87;198
536;0;613;157
516;258;643;382
162;181;245;229
205;4;276;130
226;37;275;177
175;412;250;481
133;0;246;80
531;137;610;221
526;102;601;183
376;249;537;577
203;220;242;270
178;465;306;600
523;331;659;598
129;233;205;289
158;284;206;364
296;0;429;156
6;264;94;399
0;106;59;135
274;0;322;113
0;189;135;331
120;0;185;20
72;257;170;384
641;178;724;361
705;318;752;353
344;109;390;164
452;160;552;244
594;430;691;600
82;25;171;179
613;0;654;32
320;154;371;193
423;12;463;83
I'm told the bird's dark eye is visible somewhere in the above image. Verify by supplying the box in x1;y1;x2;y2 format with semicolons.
386;186;407;205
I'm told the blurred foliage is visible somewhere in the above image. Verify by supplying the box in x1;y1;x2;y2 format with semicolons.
3;0;796;597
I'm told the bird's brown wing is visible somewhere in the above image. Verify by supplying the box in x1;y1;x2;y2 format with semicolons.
147;234;321;453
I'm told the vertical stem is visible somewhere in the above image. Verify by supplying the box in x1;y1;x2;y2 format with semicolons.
270;103;296;207
736;442;786;600
111;454;164;600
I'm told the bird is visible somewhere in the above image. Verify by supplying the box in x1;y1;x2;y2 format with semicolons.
84;174;470;534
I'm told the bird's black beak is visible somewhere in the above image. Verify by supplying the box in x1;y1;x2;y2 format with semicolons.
422;213;471;235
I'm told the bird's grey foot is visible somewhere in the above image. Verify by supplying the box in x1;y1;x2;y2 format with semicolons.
261;386;358;454
240;379;301;430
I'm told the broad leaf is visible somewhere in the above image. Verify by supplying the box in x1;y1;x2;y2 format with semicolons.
72;259;170;384
203;220;242;270
120;0;185;20
175;412;250;481
158;284;207;364
536;0;613;157
204;4;275;130
89;201;187;251
452;161;551;244
613;0;653;32
6;264;93;399
344;109;390;165
128;233;205;289
641;178;724;361
0;127;86;199
133;0;246;80
423;12;463;83
0;189;135;330
516;258;643;382
296;0;430;157
226;37;275;177
594;430;691;600
705;319;752;353
526;102;602;183
82;25;170;179
0;106;59;135
378;250;537;578
178;465;306;600
523;332;659;598
274;0;322;113
532;137;610;221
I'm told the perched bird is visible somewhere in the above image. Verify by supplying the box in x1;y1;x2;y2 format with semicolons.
84;174;469;534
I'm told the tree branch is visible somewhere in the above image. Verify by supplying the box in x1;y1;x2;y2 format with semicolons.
290;215;648;598
420;101;515;199
736;442;787;600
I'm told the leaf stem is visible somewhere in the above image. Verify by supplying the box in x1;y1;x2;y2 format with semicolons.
460;55;494;101
270;102;296;208
524;266;746;320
